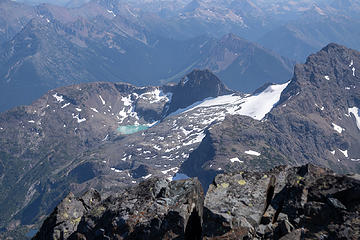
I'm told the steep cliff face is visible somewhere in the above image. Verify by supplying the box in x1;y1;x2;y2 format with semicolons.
34;164;360;239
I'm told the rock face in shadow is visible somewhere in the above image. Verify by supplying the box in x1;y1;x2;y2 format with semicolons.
34;177;204;240
34;164;360;239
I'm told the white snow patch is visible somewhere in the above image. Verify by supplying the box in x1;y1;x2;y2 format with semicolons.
140;89;172;104
118;108;128;123
169;82;288;121
75;108;82;112
161;167;178;175
332;123;344;134
72;113;86;123
235;82;290;120
111;167;122;173
348;107;360;130
324;76;330;80
102;134;109;142
61;103;70;108
121;95;132;106
244;150;261;156
146;121;158;127
52;93;64;103
352;67;356;76
230;157;243;163
183;132;206;146
349;60;354;67
330;150;335;155
181;153;190;158
339;149;348;158
351;159;360;162
107;9;116;17
142;174;152;179
166;82;289;132
153;145;161;151
28;120;35;123
168;95;242;117
99;95;106;105
90;107;98;113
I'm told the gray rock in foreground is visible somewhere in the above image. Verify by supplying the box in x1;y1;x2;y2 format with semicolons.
34;164;360;239
34;177;204;240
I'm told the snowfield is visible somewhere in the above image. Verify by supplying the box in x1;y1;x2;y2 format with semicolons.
169;81;290;121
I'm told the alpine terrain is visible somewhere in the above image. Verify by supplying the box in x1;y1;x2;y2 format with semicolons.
0;43;359;239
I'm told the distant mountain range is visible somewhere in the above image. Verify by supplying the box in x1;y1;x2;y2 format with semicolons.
3;0;360;112
0;43;359;239
0;0;294;112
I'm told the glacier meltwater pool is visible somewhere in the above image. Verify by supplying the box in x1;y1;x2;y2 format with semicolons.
117;125;150;134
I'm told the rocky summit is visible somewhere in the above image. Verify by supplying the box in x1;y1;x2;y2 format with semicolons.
34;164;360;239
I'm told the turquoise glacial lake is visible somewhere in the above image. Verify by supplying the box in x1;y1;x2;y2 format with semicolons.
117;125;149;134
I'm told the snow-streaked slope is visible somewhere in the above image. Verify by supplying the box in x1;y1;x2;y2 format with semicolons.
169;81;290;121
235;82;290;120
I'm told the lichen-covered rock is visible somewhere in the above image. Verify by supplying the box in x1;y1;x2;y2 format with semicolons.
34;177;204;240
33;189;101;240
203;164;360;239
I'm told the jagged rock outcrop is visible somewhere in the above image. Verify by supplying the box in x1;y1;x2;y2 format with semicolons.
34;177;204;240
34;164;360;239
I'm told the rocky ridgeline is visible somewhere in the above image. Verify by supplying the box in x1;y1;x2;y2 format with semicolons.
34;164;360;240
